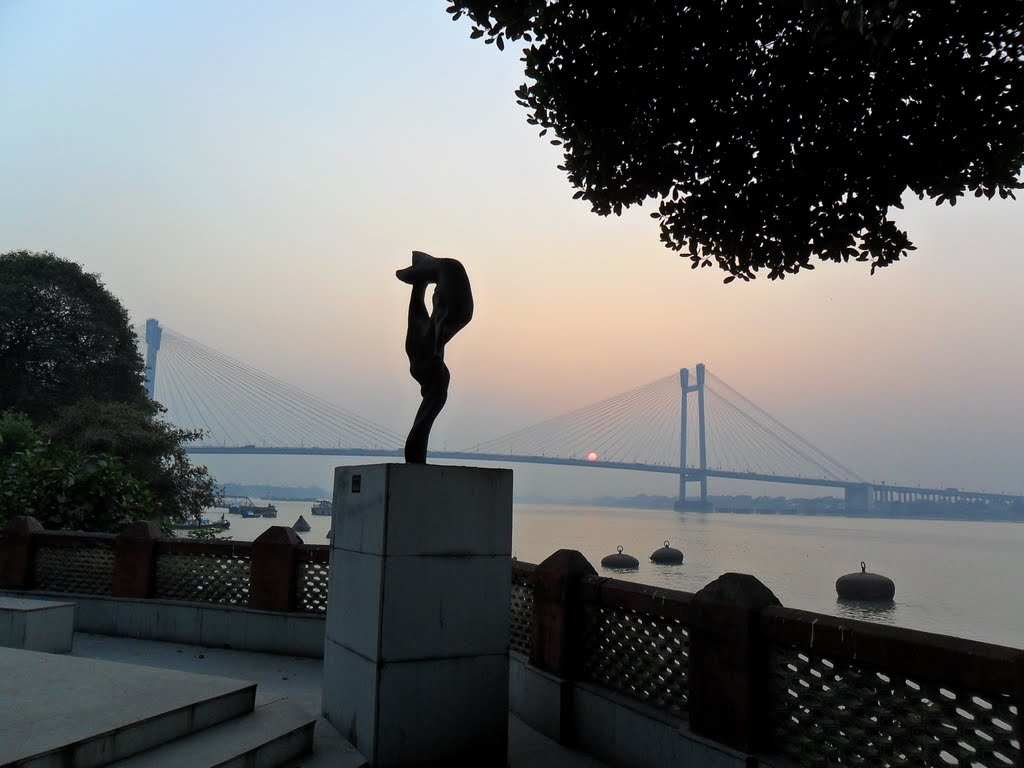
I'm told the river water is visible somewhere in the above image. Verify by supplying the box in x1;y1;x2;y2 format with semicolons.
210;500;1024;649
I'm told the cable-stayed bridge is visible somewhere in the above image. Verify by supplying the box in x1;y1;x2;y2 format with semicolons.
139;320;1022;513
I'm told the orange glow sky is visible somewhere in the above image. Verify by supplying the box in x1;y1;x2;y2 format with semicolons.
1;2;1022;496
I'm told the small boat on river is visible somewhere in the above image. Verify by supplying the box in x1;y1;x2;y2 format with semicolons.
311;499;333;516
239;503;277;518
173;514;230;531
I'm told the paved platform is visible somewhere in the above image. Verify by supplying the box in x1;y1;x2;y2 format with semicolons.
0;646;256;766
70;633;607;767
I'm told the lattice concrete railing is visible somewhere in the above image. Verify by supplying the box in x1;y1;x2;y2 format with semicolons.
294;547;331;613
578;576;690;716
513;554;1023;766
32;532;116;596
155;539;254;606
763;606;1022;768
0;517;330;614
510;562;535;656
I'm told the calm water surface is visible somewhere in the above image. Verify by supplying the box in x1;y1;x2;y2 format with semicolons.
213;500;1024;649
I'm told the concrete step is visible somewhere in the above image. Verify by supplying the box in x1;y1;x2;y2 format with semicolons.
0;647;256;768
106;697;316;768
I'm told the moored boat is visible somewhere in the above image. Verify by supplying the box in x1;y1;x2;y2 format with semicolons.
311;499;333;516
239;503;276;518
173;514;230;531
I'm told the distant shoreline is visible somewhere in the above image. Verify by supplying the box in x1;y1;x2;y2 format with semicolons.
220;484;330;503
515;496;1023;523
221;485;1021;523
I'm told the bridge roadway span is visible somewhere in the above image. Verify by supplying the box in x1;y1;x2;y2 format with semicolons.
185;445;1023;505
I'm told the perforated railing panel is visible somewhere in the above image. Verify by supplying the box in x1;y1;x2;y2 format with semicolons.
773;646;1020;767
154;551;251;605
509;579;534;655
295;560;330;613
580;603;689;715
33;542;114;595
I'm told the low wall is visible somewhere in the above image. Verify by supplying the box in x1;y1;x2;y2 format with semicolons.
0;589;325;657
509;652;763;768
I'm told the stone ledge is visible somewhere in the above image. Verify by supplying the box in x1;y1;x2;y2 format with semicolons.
0;591;325;658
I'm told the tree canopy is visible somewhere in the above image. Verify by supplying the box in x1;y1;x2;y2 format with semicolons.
44;399;217;524
0;250;148;418
447;1;1024;280
0;251;218;530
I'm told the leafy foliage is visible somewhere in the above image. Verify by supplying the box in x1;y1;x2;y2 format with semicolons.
0;251;149;416
0;411;39;457
447;1;1024;280
0;442;155;532
186;525;232;541
0;251;220;531
44;399;220;524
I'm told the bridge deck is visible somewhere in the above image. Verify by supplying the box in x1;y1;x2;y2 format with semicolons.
184;446;1023;504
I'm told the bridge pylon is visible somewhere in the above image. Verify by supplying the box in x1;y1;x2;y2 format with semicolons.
144;318;162;400
676;364;713;511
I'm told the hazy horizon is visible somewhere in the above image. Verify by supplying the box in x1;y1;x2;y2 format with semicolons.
2;2;1022;499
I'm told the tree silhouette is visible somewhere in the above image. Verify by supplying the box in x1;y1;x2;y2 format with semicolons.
448;1;1024;280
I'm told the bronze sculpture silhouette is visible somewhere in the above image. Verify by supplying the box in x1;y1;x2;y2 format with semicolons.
397;251;473;463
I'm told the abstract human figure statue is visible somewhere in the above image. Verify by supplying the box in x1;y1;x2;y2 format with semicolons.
397;251;474;463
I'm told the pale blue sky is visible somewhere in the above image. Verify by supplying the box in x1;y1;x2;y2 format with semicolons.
2;2;1022;496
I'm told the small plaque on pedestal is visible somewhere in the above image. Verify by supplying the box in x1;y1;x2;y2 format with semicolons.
323;463;513;767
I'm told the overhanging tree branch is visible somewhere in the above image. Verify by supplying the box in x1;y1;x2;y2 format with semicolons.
448;1;1024;280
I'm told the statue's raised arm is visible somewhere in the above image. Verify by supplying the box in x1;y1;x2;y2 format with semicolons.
396;250;474;463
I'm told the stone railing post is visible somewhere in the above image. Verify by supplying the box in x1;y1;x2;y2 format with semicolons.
112;521;163;598
0;516;43;589
249;526;301;612
687;572;782;753
529;549;597;677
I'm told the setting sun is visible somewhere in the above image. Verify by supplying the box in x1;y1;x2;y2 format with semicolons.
587;451;599;462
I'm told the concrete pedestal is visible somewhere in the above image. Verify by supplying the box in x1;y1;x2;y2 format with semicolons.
0;597;75;653
323;463;513;767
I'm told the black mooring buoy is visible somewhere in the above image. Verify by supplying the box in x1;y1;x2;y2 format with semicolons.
292;514;311;533
836;561;895;601
650;540;684;564
601;545;639;569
